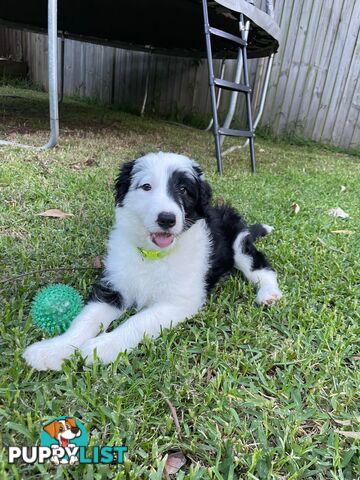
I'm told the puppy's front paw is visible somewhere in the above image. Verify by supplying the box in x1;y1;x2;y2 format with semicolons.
80;334;120;366
23;338;76;371
256;287;282;306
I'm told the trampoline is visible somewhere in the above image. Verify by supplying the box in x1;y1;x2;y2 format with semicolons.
0;0;281;172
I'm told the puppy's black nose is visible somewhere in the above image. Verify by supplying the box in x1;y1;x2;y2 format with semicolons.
157;212;176;229
71;427;80;434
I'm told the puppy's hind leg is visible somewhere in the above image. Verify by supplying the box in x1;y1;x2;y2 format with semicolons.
233;230;282;306
23;279;125;370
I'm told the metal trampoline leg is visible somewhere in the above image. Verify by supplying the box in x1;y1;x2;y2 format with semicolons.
46;0;59;149
0;0;59;150
244;53;274;147
240;14;256;173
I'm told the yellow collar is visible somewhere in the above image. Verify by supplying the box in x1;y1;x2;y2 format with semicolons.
138;247;170;260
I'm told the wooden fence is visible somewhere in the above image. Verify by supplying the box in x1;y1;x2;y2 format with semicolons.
0;0;359;148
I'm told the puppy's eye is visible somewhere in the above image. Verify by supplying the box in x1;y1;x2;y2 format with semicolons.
179;185;187;195
140;184;151;191
59;426;64;432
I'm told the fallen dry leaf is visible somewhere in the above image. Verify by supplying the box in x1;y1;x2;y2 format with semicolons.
333;419;352;426
36;209;73;219
164;452;187;475
331;230;354;235
340;185;347;193
107;175;113;187
71;163;82;170
353;356;360;361
329;207;349;219
291;203;300;214
335;429;360;439
93;256;103;269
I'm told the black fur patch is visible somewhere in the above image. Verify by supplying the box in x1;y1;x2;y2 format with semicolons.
167;169;212;229
115;160;136;206
89;279;123;309
204;207;274;291
198;178;212;216
204;204;247;291
240;234;272;271
249;223;270;241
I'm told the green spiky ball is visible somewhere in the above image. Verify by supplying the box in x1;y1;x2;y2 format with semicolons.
31;284;83;335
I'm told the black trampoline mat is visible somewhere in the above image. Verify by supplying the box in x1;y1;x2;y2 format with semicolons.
0;0;279;58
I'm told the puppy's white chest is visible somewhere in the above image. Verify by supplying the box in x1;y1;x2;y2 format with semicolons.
106;220;211;309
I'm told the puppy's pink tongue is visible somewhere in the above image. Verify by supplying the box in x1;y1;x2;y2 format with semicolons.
152;233;174;248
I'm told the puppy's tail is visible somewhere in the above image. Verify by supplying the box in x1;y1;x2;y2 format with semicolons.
249;223;274;241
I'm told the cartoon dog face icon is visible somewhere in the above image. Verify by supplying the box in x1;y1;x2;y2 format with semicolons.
43;417;81;447
43;417;81;464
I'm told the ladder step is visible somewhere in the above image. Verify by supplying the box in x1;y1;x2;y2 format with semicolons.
214;78;251;93
218;128;254;138
209;27;247;47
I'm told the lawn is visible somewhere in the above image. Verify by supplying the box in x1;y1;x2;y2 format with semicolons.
0;85;359;479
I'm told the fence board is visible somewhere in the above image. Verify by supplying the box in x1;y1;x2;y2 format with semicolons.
322;0;360;143
287;0;325;133
279;0;315;132
312;0;356;141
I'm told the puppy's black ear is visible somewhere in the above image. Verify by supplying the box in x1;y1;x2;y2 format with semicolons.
115;160;136;206
194;166;212;216
199;178;212;213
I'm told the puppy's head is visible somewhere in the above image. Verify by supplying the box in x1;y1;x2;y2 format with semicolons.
43;417;81;446
115;152;212;250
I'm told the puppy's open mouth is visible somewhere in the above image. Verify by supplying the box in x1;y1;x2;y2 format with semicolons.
151;232;174;248
59;436;69;448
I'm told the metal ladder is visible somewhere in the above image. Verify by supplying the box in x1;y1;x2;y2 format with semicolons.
202;0;256;174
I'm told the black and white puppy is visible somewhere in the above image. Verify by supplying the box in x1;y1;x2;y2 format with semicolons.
23;153;282;370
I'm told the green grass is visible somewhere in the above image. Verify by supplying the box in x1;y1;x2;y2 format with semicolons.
0;85;359;479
